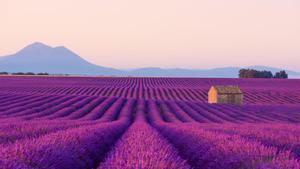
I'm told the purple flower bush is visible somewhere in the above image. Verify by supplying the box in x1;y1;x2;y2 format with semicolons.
0;76;299;168
98;106;190;169
0;120;130;169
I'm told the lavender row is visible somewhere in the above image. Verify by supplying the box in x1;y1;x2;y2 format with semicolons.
201;123;300;159
0;94;299;124
0;119;99;145
148;102;300;169
0;76;300;103
98;105;190;169
0;119;131;169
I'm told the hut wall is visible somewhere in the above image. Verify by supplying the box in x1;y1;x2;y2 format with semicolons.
208;89;217;103
217;94;243;105
234;94;243;105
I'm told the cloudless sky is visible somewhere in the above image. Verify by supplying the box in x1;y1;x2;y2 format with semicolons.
1;0;299;70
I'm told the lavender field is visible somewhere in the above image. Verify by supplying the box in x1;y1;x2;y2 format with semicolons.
0;76;300;169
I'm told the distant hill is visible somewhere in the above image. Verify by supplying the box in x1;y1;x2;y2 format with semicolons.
247;66;300;78
127;67;242;78
0;42;122;76
127;67;300;78
1;42;299;78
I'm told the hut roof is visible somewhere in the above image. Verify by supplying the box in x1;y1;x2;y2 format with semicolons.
212;86;242;94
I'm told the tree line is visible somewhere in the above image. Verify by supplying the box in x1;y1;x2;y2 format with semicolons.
0;72;49;76
239;69;288;79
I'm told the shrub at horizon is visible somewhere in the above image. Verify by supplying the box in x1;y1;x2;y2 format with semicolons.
239;68;288;79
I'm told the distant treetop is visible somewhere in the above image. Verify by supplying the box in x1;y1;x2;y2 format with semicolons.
239;69;288;79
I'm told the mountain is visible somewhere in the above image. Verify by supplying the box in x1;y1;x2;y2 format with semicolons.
127;67;241;77
247;65;300;78
128;66;300;78
0;42;122;75
0;42;299;78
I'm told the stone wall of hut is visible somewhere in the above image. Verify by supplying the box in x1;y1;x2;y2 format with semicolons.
217;94;243;105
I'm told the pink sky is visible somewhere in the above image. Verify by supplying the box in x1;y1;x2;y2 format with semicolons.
1;0;300;70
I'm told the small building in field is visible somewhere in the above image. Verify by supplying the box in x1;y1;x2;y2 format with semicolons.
208;86;243;105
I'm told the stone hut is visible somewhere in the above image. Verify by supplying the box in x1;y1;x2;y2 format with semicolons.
208;86;243;105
